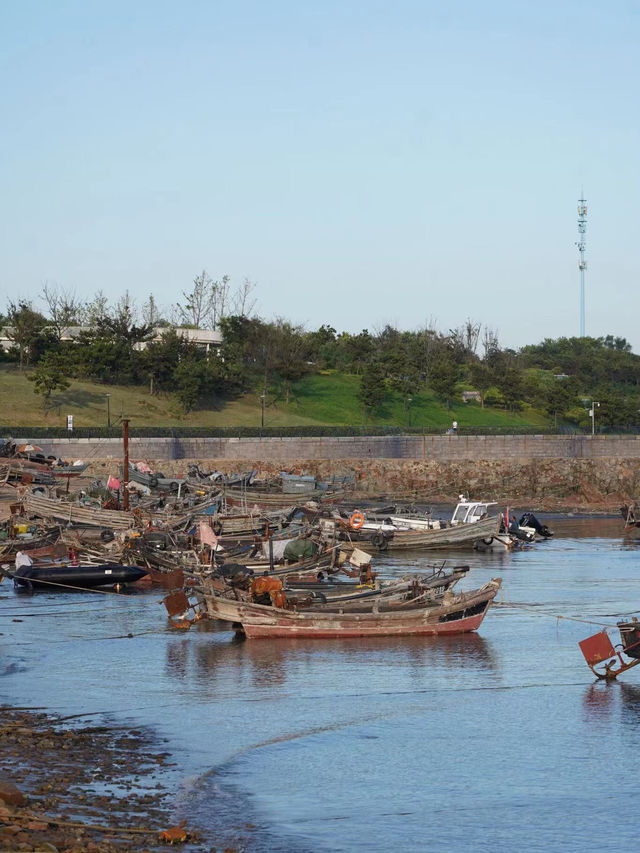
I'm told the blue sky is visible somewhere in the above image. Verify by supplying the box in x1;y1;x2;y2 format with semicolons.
1;0;638;350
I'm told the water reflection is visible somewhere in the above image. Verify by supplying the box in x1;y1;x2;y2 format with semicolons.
553;517;622;540
619;682;640;724
170;628;500;691
583;680;640;730
582;682;615;722
165;637;190;678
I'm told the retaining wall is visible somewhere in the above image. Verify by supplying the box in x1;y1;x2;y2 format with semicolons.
21;434;640;462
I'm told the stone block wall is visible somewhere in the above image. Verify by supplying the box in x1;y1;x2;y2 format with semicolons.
22;433;640;462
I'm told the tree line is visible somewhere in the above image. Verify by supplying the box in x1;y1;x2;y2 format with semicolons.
2;278;640;427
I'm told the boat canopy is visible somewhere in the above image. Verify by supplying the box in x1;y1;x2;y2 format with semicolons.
451;500;498;525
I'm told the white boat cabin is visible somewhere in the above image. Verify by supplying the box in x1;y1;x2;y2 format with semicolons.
450;498;498;526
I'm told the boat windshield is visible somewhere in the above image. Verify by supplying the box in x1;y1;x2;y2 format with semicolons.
451;502;492;524
451;504;470;523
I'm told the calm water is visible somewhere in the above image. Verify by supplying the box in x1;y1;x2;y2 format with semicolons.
3;516;640;851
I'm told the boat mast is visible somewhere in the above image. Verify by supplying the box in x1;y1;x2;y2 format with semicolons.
122;419;130;511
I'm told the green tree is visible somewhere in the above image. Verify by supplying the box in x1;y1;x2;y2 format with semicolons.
358;361;385;417
5;300;50;369
542;378;577;426
429;354;459;409
498;367;525;412
272;319;310;403
469;362;493;408
336;330;374;374
143;330;200;394
28;354;71;407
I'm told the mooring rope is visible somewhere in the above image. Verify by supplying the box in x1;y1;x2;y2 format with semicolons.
494;601;617;629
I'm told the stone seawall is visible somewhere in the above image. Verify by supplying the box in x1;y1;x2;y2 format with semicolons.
79;456;640;511
20;434;640;462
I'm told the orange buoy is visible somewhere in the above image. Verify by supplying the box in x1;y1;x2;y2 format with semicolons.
350;511;365;529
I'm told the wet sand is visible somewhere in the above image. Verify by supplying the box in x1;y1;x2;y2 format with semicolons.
0;706;209;852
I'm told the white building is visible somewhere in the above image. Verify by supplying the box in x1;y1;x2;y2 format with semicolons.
0;325;223;354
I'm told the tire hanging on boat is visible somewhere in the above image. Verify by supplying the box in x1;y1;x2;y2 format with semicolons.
372;531;388;550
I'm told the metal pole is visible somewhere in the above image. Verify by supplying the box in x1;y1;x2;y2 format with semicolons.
122;418;130;511
106;394;111;429
577;195;587;337
260;394;265;429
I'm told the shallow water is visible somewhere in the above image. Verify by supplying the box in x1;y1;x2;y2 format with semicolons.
3;516;640;851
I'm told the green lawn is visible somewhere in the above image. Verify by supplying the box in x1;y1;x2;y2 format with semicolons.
0;364;551;429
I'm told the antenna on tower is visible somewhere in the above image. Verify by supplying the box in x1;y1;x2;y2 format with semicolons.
576;192;587;337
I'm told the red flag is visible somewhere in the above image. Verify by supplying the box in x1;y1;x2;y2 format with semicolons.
107;475;120;490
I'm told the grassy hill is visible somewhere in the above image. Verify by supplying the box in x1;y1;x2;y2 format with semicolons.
0;365;551;429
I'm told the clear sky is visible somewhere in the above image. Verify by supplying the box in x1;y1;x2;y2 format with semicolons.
1;0;638;350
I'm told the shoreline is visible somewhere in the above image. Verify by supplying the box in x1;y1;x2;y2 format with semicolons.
0;705;208;852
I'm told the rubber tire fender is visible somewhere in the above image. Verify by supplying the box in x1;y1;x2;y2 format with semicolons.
101;529;115;543
372;531;388;551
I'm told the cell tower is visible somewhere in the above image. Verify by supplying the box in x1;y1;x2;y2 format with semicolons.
576;194;587;337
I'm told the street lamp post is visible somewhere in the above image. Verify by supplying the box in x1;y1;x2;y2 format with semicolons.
106;394;111;429
589;401;600;435
260;394;265;429
407;396;412;428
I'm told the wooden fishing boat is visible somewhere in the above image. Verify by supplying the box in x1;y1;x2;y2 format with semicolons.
22;494;137;529
0;526;62;557
377;513;501;551
202;578;501;638
51;462;90;478
200;568;466;621
224;487;345;509
296;567;470;612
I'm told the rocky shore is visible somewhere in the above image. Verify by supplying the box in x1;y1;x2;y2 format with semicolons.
0;707;207;853
76;457;636;514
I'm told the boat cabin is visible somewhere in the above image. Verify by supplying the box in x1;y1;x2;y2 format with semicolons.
450;499;497;526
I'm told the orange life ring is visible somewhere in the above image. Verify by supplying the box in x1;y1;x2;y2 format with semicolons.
350;511;365;529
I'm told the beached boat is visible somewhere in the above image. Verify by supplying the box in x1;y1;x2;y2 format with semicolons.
0;526;62;557
51;462;90;478
202;578;501;638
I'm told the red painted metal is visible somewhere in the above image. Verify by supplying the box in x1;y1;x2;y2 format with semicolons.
579;630;616;666
579;626;640;679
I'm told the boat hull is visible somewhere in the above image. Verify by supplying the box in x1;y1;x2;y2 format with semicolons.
7;564;148;590
383;514;501;550
242;609;488;638
204;580;500;639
